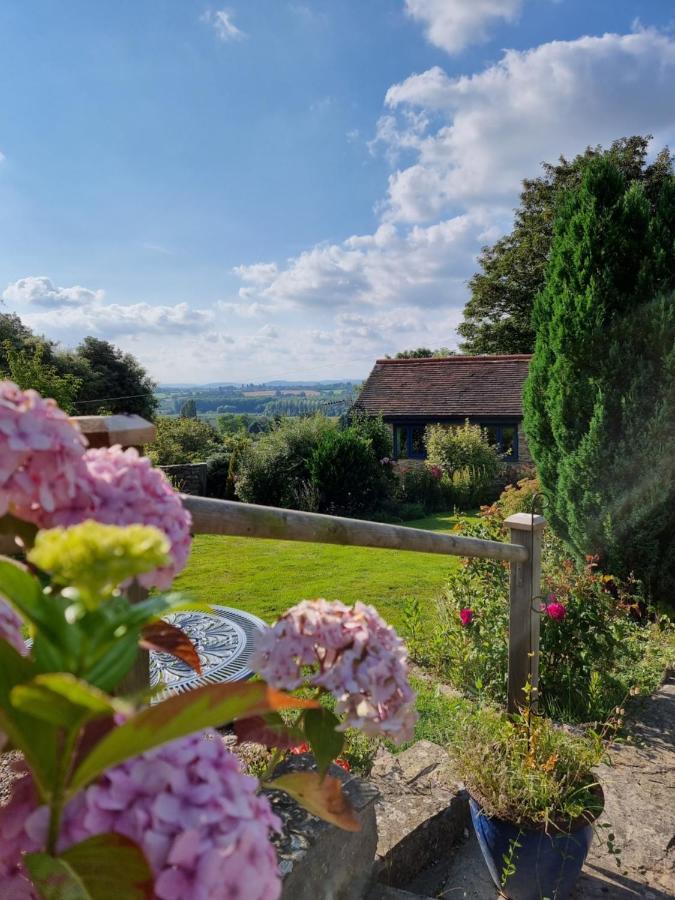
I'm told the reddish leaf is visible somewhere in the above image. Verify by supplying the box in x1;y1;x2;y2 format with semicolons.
139;620;201;674
234;713;304;749
69;681;318;795
267;772;361;832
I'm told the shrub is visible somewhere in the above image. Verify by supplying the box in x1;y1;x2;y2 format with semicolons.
404;481;675;723
425;421;501;509
146;416;223;466
447;703;604;828
481;476;541;521
235;415;334;509
310;428;392;516
349;410;392;461
398;465;445;513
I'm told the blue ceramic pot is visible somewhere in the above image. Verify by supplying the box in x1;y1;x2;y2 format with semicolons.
469;797;595;900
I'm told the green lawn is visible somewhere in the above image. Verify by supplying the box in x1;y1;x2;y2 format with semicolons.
173;510;478;629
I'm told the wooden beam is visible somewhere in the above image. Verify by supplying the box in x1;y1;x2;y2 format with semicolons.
181;495;529;564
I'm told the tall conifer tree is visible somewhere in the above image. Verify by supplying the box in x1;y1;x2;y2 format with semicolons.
524;157;675;599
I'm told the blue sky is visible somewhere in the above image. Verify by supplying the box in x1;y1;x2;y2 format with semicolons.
1;1;674;383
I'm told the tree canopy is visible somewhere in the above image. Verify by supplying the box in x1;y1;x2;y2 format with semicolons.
0;314;157;419
459;135;674;354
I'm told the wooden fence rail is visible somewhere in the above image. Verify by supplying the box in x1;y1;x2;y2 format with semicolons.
181;495;544;713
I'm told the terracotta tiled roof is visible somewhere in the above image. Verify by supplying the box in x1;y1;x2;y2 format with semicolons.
353;355;532;419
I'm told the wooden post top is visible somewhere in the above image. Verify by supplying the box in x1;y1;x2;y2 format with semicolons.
504;512;546;531
70;415;156;449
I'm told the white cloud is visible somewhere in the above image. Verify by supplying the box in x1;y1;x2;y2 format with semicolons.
405;0;523;54
201;8;246;42
378;29;675;222
234;215;490;312
3;276;104;309
20;302;214;340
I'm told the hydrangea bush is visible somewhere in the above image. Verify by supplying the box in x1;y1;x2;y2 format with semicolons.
0;382;417;899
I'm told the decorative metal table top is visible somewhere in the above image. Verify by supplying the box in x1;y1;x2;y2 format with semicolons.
149;605;267;698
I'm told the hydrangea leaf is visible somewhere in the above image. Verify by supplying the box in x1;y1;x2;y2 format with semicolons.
303;707;344;777
266;772;361;832
139;620;201;674
25;833;153;899
234;712;305;749
11;673;127;729
0;639;59;799
69;681;319;795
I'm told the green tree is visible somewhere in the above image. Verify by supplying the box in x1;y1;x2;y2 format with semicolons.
146;417;224;466
459;136;674;354
74;337;157;419
523;157;675;600
179;399;197;419
0;342;82;413
388;347;455;358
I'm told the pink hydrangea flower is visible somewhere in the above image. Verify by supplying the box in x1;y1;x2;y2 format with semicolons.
252;599;417;743
459;608;473;626
428;465;443;480
542;600;567;620
0;731;281;900
0;381;86;523
49;447;192;590
0;384;192;588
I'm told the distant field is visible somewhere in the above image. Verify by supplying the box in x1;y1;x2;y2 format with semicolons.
173;510;479;629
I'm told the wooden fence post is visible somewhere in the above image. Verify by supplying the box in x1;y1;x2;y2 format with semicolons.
504;513;546;714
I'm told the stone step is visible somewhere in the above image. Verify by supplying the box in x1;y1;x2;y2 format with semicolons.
369;740;471;889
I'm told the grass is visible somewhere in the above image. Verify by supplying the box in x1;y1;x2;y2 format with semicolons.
173;509;479;630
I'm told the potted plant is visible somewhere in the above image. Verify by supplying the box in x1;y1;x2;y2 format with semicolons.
447;701;605;900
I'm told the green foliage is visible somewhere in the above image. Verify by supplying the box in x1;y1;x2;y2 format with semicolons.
403;483;675;723
446;703;604;827
309;427;392;516
1;342;83;413
459;135;674;354
425;421;501;509
179;399;197;418
389;347;455;358
397;466;445;513
0;314;157;418
146;416;224;466
523;154;675;601
348;410;392;461
25;833;154;900
235;415;334;509
72;337;157;419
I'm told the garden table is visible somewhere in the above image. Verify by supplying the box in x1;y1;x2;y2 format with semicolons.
148;605;267;698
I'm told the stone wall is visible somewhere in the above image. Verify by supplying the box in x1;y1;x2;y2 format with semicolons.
159;463;208;495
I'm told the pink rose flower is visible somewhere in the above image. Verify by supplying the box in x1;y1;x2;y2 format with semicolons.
252;599;417;744
543;601;567;620
459;608;474;626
